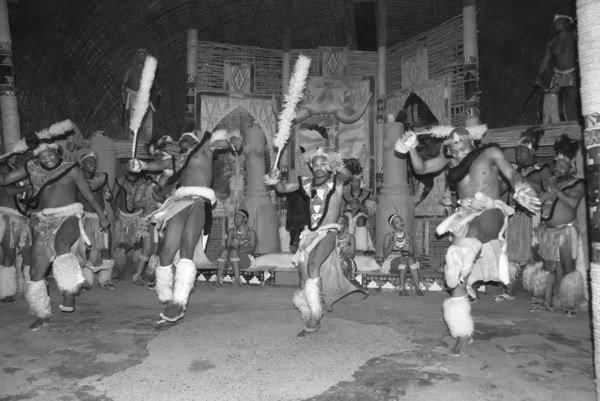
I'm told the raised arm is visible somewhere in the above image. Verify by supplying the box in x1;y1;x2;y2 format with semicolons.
408;147;449;175
0;166;28;187
490;147;541;212
127;158;171;173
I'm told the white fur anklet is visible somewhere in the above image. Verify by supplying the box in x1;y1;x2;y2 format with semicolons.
172;259;197;310
25;280;52;319
155;265;174;304
305;278;323;321
52;253;85;294
292;289;311;323
0;265;18;298
442;295;474;338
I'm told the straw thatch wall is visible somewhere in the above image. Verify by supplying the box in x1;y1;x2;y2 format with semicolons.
4;0;464;142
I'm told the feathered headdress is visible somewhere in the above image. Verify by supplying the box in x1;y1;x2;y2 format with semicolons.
180;132;199;143
555;14;574;24
554;134;579;162
77;148;97;164
148;135;173;156
0;120;75;160
516;126;545;151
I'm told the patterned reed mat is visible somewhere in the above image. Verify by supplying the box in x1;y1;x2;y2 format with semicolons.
93;310;411;401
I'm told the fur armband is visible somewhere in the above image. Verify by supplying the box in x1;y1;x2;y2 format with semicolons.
210;129;231;144
395;133;418;154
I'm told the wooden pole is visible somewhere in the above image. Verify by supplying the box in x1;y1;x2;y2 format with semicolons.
462;0;479;127
376;0;386;183
282;0;292;175
576;1;600;398
0;0;21;152
185;0;199;131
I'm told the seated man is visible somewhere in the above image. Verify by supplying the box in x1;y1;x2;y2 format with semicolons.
336;215;356;277
213;209;257;287
343;174;376;254
382;214;423;297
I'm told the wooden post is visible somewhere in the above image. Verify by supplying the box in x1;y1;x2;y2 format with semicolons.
576;1;600;397
463;0;479;127
376;0;386;184
282;0;292;176
0;0;21;151
185;0;198;131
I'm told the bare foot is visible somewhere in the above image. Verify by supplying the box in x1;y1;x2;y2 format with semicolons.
160;303;185;322
0;296;16;303
29;318;50;331
233;280;242;288
297;327;319;337
212;280;222;288
132;275;145;286
450;336;473;356
415;288;424;297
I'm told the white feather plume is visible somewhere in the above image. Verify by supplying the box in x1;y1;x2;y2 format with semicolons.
129;56;158;135
36;119;75;140
273;55;311;150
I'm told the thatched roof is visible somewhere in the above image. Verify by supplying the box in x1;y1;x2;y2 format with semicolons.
5;0;576;140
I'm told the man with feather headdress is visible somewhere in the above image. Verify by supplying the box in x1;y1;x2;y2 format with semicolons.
396;119;541;355
0;146;33;303
523;134;586;317
0;121;109;331
126;129;241;324
271;148;368;337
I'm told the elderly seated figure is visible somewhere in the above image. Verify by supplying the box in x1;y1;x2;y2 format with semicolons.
213;209;257;287
382;214;424;297
336;215;357;277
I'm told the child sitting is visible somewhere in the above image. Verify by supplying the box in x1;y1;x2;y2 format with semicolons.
382;214;423;297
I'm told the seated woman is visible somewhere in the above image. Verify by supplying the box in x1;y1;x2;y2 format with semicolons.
337;215;357;277
382;214;423;297
213;209;257;287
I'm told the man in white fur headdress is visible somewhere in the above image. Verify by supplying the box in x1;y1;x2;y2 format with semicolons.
0;121;109;331
342;172;376;254
127;129;241;324
272;148;367;337
396;125;540;355
523;135;586;317
75;149;115;292
0;146;32;303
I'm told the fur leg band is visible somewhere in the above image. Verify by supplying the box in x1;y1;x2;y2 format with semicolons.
52;253;85;294
25;280;52;319
442;295;474;338
522;261;550;298
555;271;586;309
292;289;311;323
172;258;197;310
305;278;323;321
0;265;18;298
97;259;114;285
445;238;482;288
155;264;174;304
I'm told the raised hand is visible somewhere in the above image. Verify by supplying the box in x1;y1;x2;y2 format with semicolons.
230;136;243;153
395;131;418;154
514;184;541;213
127;158;147;173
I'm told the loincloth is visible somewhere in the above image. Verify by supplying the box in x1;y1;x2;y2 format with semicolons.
292;224;341;266
534;221;578;263
437;193;514;286
381;251;416;274
506;212;538;263
137;217;158;241
293;223;365;309
30;203;90;260
548;68;577;93
114;209;143;245
83;212;108;250
0;206;30;249
149;186;216;233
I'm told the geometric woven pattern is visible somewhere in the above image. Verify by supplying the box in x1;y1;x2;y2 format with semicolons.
319;46;348;76
401;48;429;89
223;62;254;93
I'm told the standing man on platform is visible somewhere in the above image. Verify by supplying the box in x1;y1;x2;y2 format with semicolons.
396;125;540;356
122;49;159;139
536;14;579;123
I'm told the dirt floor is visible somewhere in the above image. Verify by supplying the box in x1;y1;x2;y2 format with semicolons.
0;274;595;401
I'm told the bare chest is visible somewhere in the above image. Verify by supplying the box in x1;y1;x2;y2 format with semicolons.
455;158;500;198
